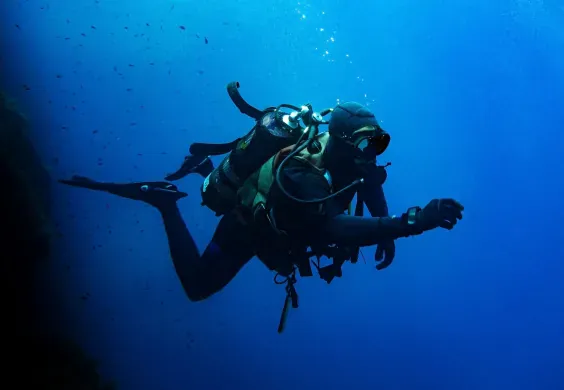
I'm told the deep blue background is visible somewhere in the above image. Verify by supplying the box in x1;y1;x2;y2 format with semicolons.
2;1;564;389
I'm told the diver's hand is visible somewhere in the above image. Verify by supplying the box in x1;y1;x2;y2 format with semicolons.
412;198;464;232
375;239;395;270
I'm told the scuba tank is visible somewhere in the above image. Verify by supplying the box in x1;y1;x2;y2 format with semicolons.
198;81;357;216
200;82;314;216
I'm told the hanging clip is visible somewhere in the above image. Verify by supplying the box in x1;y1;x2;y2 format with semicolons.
276;271;298;334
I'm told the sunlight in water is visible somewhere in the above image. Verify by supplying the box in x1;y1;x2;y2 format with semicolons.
294;1;376;106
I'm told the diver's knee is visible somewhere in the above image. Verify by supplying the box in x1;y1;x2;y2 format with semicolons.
182;282;214;302
185;290;208;302
179;269;225;302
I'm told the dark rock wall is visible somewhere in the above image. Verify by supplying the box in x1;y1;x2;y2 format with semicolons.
1;91;115;389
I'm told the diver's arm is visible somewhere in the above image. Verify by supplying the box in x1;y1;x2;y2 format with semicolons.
278;163;461;247
361;163;389;217
322;213;416;247
279;163;405;246
362;183;388;217
323;196;465;247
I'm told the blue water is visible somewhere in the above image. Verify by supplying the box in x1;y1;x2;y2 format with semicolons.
3;0;564;389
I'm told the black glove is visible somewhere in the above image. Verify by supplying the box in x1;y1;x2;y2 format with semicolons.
375;239;395;270
407;198;464;233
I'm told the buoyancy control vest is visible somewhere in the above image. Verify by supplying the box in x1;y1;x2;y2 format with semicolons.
236;132;367;333
191;83;370;334
237;132;331;217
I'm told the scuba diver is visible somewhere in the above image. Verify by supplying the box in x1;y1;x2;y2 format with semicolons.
60;82;464;332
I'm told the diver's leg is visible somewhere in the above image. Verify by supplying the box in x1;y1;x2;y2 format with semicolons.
59;176;187;207
165;155;214;181
59;175;253;300
158;204;255;301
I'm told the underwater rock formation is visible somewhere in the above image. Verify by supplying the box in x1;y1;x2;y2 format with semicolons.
0;91;115;389
0;92;51;262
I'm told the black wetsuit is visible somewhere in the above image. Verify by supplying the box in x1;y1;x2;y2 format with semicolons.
60;161;400;302
159;159;396;301
62;163;464;302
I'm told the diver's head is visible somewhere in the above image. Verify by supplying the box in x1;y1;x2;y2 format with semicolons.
324;102;390;176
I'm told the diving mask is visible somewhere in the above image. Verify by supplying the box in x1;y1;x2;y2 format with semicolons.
351;125;390;160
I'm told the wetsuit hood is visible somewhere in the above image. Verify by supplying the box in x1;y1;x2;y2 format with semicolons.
325;102;390;180
328;101;380;139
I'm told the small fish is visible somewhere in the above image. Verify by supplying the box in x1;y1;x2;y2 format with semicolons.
204;37;208;44
179;25;186;30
